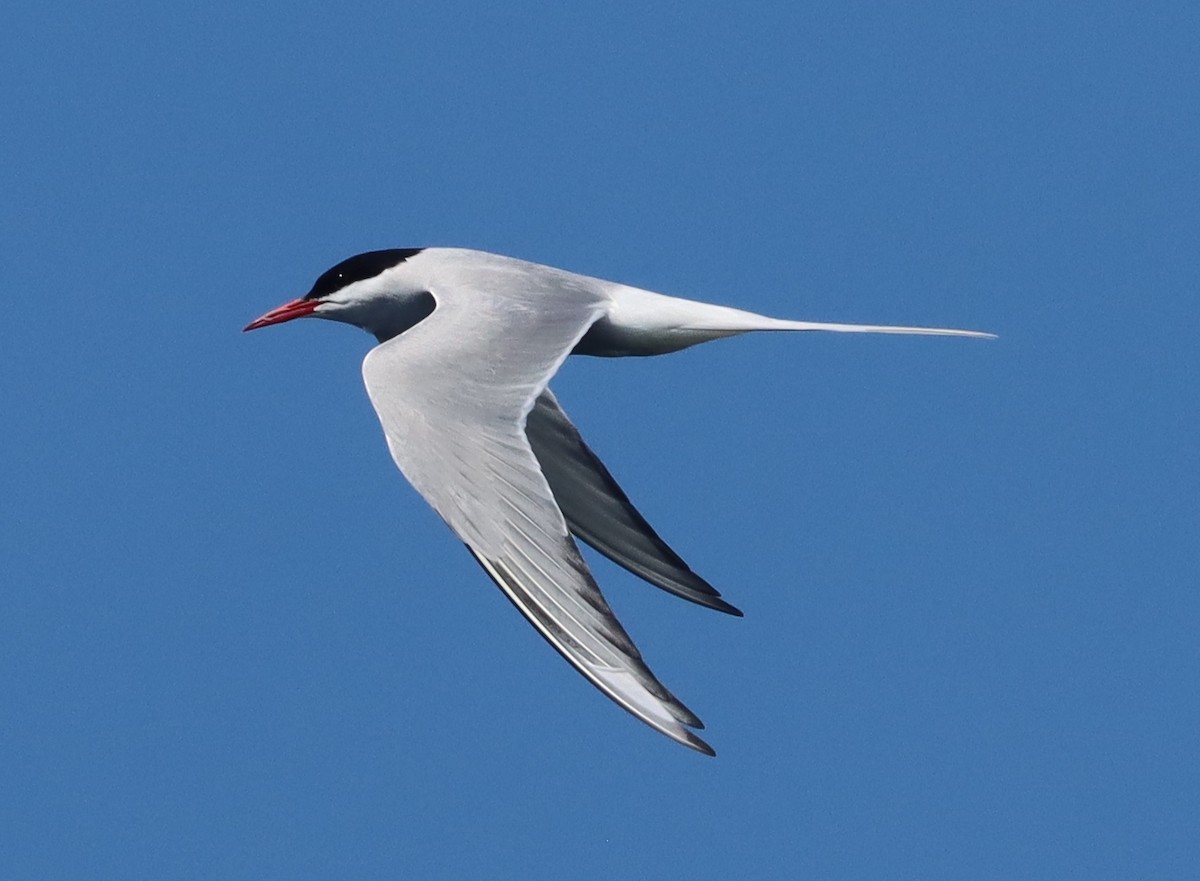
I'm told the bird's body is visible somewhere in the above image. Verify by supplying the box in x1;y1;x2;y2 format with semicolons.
245;247;992;755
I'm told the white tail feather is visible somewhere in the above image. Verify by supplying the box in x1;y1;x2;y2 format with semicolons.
754;317;996;339
593;287;996;356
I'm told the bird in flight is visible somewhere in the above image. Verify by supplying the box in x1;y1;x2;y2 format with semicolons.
245;248;993;755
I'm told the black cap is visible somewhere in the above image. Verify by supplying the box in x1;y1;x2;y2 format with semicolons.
304;248;424;300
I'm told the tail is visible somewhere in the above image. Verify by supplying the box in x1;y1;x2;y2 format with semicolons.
749;315;996;340
585;290;998;360
666;294;996;340
594;287;995;356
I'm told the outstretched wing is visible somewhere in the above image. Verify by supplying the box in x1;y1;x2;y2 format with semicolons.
528;389;741;616
361;275;714;754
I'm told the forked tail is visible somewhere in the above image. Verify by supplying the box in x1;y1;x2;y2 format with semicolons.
752;316;996;339
584;287;995;356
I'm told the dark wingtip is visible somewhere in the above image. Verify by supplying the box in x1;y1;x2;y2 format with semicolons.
686;732;717;757
711;597;744;617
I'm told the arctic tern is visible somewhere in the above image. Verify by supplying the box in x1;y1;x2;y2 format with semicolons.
245;247;993;755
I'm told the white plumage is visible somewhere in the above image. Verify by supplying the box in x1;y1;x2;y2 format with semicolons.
246;247;993;754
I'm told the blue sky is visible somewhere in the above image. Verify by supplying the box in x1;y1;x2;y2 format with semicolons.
2;2;1197;878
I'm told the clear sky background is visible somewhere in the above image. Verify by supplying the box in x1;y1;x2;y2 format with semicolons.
2;2;1196;878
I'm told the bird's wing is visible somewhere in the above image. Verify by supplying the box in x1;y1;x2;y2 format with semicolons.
528;389;741;616
361;280;713;754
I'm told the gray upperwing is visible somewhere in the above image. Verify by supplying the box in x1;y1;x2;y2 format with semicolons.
526;390;742;616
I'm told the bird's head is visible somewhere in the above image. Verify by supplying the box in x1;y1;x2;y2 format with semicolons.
243;248;435;342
